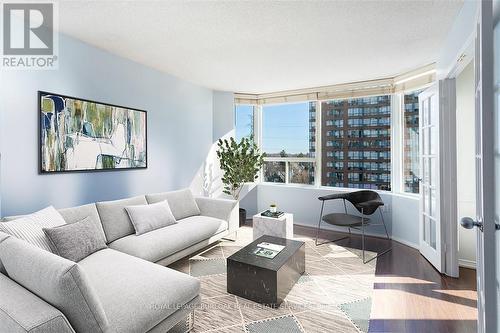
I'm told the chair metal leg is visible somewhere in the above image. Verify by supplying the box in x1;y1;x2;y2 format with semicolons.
315;200;350;246
362;208;392;264
379;209;390;240
361;208;365;263
315;201;325;246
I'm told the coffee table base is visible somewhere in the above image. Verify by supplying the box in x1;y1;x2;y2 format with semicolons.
227;243;305;307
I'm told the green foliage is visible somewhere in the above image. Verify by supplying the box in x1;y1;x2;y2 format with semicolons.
216;136;264;199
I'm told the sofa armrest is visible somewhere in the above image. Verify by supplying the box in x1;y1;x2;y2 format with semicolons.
195;197;239;233
0;274;75;333
0;237;110;333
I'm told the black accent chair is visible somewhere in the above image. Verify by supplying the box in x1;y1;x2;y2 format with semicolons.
316;190;392;264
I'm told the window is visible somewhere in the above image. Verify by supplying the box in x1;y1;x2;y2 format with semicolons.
261;102;316;185
234;84;429;194
262;102;315;158
263;161;285;183
403;90;422;193
321;96;391;191
289;162;315;185
234;105;254;141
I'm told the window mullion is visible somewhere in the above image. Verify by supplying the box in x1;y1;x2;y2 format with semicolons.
391;93;402;194
315;100;322;187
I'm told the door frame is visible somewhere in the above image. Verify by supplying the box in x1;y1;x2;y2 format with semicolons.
475;1;496;332
439;79;459;277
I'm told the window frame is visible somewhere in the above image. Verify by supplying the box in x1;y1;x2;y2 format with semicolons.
257;101;319;186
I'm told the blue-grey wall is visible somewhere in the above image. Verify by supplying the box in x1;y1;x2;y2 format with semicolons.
0;34;214;216
212;91;234;142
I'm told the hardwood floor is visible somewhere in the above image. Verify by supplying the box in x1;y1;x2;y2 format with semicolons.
292;224;477;333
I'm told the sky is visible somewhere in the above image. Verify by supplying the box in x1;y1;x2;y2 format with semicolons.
235;103;311;155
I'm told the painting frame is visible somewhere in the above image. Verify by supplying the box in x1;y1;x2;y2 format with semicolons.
38;91;148;174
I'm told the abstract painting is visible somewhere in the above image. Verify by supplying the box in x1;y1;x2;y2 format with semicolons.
39;91;147;173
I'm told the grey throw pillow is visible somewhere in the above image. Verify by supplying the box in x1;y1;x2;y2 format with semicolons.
43;216;107;262
125;200;177;235
146;188;201;220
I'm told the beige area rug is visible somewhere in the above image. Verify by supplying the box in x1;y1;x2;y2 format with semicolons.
168;226;376;333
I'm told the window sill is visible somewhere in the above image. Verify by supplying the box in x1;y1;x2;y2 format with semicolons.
259;182;420;201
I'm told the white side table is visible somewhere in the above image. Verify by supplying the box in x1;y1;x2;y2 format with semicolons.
252;212;294;240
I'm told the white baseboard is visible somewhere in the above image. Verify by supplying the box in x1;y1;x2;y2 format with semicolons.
390;235;419;250
458;259;476;269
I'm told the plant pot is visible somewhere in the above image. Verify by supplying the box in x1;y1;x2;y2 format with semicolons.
239;208;247;227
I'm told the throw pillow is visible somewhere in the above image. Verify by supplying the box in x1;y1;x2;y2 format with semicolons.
0;206;66;252
145;188;201;220
43;216;107;262
125;200;177;235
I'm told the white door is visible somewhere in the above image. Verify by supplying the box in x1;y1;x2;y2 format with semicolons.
418;85;443;272
460;1;498;332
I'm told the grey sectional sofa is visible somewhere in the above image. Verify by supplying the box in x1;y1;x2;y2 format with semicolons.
0;189;239;333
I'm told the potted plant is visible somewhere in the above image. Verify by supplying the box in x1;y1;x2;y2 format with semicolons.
216;136;264;226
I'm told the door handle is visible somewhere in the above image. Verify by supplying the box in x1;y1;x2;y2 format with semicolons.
460;217;483;231
460;217;500;231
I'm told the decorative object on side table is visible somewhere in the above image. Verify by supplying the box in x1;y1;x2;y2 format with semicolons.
269;203;277;213
253;211;293;240
227;235;305;307
216;136;264;226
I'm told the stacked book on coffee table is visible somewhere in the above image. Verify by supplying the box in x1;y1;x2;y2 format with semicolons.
253;241;285;259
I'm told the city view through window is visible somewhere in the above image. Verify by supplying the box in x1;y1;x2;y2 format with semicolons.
321;96;391;191
235;105;254;141
234;91;421;192
262;102;315;185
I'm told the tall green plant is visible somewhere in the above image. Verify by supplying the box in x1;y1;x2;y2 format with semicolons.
216;137;264;199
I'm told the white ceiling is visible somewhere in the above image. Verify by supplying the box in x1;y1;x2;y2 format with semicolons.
58;1;463;94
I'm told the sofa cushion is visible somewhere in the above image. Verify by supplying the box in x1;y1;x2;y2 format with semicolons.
96;195;148;243
43;216;108;262
0;274;74;333
0;236;110;333
79;248;200;333
58;203;106;240
0;206;66;252
146;189;201;220
109;216;228;263
125;200;176;235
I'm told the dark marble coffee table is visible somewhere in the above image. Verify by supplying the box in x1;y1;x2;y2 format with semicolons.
226;235;305;307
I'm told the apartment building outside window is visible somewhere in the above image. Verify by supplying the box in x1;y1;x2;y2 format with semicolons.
321;95;391;190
